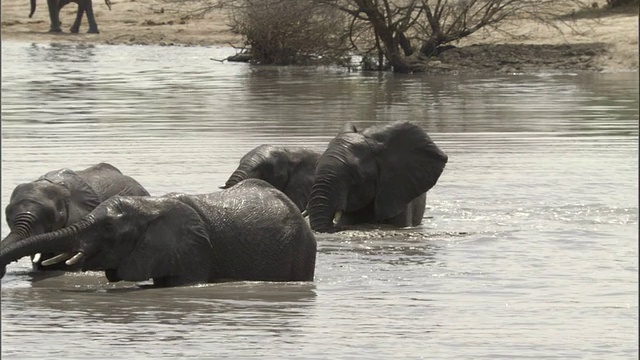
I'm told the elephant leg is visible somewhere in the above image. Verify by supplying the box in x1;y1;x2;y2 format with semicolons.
385;208;413;228
83;0;99;33
410;193;427;226
70;4;84;33
47;0;62;32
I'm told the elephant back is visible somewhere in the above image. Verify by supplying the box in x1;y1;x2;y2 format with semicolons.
75;163;150;199
195;179;316;281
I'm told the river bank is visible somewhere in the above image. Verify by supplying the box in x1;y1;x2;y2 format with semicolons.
1;0;638;72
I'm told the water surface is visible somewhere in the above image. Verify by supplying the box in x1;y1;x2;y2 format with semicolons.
1;41;638;359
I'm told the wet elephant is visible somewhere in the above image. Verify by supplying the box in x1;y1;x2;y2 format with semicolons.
0;179;317;287
222;145;321;212
1;162;149;273
307;121;448;233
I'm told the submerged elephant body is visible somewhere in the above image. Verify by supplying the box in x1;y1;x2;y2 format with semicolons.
222;145;321;212
2;162;149;272
307;121;448;233
0;179;317;287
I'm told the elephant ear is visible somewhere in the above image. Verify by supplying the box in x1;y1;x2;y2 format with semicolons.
363;121;448;220
116;198;211;283
41;169;102;224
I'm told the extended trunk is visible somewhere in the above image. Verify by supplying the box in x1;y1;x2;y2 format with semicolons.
0;218;94;274
1;232;25;250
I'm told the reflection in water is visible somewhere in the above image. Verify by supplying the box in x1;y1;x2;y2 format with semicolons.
1;41;638;359
26;42;97;63
2;279;318;357
4;280;317;326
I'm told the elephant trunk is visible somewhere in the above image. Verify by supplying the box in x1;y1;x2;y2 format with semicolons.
308;145;353;233
29;0;36;18
1;212;38;257
3;212;38;242
308;174;346;233
221;168;250;189
0;216;95;276
0;233;24;278
1;232;26;250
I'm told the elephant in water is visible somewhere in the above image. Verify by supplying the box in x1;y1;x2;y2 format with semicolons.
307;121;448;233
0;179;317;287
221;145;322;212
1;162;149;273
29;0;111;33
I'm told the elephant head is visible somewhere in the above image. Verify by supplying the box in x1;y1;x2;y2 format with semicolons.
221;145;321;212
307;121;448;233
0;196;213;286
1;164;149;274
2;174;100;271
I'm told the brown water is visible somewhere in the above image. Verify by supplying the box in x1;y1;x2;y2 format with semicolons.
1;41;638;359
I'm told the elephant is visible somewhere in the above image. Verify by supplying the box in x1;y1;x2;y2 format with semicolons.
307;121;448;233
221;145;322;212
1;162;149;273
0;179;317;287
29;0;111;34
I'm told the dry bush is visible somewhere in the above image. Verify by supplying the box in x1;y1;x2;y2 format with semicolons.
154;0;605;72
227;0;352;65
318;0;590;72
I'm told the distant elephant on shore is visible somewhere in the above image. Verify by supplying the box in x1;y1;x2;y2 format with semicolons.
307;121;448;233
1;163;149;274
29;0;111;33
221;145;322;212
0;179;317;287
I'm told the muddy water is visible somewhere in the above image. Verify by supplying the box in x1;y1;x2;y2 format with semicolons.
1;41;638;359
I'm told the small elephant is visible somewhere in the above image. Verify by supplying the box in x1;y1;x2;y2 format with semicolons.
29;0;110;34
0;179;317;287
307;121;448;233
1;162;149;272
221;145;322;212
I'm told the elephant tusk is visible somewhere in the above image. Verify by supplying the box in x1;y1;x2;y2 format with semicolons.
333;211;342;225
65;252;85;266
32;253;42;264
301;209;308;218
41;252;73;266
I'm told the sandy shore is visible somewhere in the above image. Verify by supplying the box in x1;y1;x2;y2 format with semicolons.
1;0;638;72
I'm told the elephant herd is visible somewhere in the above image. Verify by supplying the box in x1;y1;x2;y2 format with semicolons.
0;121;448;288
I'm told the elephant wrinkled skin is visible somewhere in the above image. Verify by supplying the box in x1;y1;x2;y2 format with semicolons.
0;179;317;287
307;121;448;233
1;162;149;274
222;145;321;212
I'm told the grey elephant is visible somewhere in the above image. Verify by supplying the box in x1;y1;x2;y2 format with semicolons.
1;162;149;273
221;145;322;212
307;121;448;233
29;0;110;33
0;179;317;287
